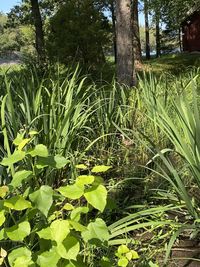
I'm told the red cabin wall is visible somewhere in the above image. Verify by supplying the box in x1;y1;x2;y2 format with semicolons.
182;12;200;52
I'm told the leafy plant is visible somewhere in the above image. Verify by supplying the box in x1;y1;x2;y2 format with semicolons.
0;134;112;266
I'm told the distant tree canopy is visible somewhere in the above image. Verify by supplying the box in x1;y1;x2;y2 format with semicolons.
0;13;34;56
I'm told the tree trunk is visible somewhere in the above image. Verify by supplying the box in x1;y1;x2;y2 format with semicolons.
30;0;46;62
156;11;161;58
144;0;150;60
116;0;135;86
133;0;142;64
179;27;182;52
110;0;117;64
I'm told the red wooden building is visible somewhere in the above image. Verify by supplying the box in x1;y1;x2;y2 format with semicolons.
182;9;200;52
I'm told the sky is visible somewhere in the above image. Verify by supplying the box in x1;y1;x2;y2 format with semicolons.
0;0;20;13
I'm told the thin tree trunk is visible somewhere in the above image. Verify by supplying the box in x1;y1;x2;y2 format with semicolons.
156;11;161;58
133;0;142;64
116;0;135;86
110;0;117;64
30;0;46;62
179;27;182;52
144;0;150;60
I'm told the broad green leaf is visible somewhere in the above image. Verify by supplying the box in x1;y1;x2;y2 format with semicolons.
36;155;69;169
6;221;31;241
0;210;5;227
13;256;33;267
75;164;88;170
57;184;84;200
54;155;69;169
4;196;32;210
126;252;132;261
130;250;139;260
37;227;52;240
76;175;95;186
81;218;109;242
0;186;9;198
37;247;61;267
91;166;111;173
28;144;48;157
84;184;107;212
50;220;70;243
29;130;38;136
0;229;5;240
1;150;26;166
118;257;129;267
68;220;87;232
13;133;24;146
63;203;74;211
70;206;89;222
118;245;129;255
0;248;7;258
29;186;53;217
8;247;32;267
10;170;32;188
18;138;31;150
57;236;80;260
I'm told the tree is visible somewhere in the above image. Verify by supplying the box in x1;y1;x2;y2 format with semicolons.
30;0;45;62
144;0;150;59
47;0;110;66
116;0;135;86
133;0;142;64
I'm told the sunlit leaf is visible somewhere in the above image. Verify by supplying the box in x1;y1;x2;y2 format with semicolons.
0;186;9;198
76;175;95;186
91;166;111;173
4;196;31;210
75;164;88;170
8;247;32;267
118;257;129;267
70;206;89;222
82;218;109;242
57;184;84;200
84;184;107;212
6;221;31;241
57;236;80;260
29;186;53;217
1;150;26;166
50;220;70;243
37;247;60;267
28;144;48;157
0;210;5;227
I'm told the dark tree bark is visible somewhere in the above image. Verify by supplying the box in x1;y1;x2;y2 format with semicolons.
30;0;46;62
144;0;150;60
155;10;161;58
116;0;135;86
110;0;117;64
133;0;142;64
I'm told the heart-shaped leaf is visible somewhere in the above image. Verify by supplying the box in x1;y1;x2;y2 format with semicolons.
8;247;32;267
82;218;109;243
84;184;107;212
29;186;53;217
6;221;31;241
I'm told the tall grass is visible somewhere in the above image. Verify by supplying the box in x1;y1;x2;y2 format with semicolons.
0;65;134;182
